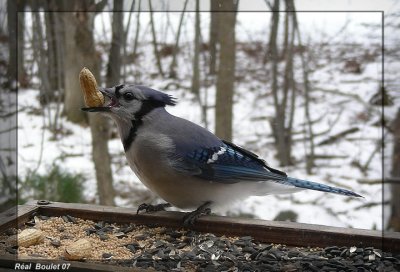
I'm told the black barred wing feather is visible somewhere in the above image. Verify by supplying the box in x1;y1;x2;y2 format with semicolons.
173;140;288;184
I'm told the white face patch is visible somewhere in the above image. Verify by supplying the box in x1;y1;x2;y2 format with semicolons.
207;147;227;164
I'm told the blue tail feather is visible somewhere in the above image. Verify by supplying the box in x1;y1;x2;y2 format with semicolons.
286;177;362;197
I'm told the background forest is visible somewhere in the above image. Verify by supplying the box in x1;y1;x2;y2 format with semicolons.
0;0;399;231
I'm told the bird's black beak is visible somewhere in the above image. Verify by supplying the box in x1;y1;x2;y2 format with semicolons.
81;106;109;112
81;88;118;112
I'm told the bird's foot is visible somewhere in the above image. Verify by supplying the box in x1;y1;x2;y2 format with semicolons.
136;203;171;214
183;202;212;227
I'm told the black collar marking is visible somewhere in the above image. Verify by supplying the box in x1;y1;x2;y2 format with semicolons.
123;119;142;152
122;100;166;152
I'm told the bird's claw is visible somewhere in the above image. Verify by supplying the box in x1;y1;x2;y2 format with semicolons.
136;203;171;214
183;202;212;227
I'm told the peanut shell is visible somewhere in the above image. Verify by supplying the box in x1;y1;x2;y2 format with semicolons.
64;238;92;260
18;228;44;247
79;67;104;107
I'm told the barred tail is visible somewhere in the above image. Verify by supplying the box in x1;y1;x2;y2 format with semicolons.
286;177;363;197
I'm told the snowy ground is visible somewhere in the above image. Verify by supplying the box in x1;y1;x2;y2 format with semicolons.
17;10;399;230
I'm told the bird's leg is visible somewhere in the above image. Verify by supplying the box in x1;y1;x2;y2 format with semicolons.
183;201;212;227
136;203;171;214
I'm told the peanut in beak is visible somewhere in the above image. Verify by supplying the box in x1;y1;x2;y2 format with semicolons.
79;67;104;107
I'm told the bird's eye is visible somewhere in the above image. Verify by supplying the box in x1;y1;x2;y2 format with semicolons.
123;92;135;101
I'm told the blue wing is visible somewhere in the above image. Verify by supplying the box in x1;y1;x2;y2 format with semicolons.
172;140;288;184
171;140;362;197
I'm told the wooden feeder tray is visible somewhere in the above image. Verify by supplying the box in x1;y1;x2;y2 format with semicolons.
0;200;399;271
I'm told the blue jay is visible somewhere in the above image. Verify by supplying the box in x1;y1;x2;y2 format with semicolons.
83;85;362;225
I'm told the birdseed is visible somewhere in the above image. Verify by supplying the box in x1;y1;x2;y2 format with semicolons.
0;215;399;271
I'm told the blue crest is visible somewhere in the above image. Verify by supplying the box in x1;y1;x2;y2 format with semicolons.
135;85;177;106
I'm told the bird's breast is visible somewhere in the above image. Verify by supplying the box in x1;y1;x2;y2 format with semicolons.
124;132;175;190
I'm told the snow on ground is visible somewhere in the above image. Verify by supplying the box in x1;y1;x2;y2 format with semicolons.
17;11;399;230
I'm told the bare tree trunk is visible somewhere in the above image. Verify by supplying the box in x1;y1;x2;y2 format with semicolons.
61;0;115;205
132;0;141;63
268;0;290;165
388;108;400;231
89;113;115;205
62;9;87;123
86;0;124;207
106;0;123;86
61;0;107;124
209;0;220;75
215;0;236;141
269;0;280;117
302;59;315;174
32;10;51;105
294;11;315;174
263;0;280;65
191;0;200;95
169;0;188;78
268;0;298;166
17;9;27;87
281;1;289;59
54;18;64;87
286;2;297;140
53;7;65;132
45;12;58;93
281;0;296;164
7;0;16;90
148;0;164;77
122;0;135;81
0;0;17;209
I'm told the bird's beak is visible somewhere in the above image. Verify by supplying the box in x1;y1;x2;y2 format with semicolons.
81;88;119;112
